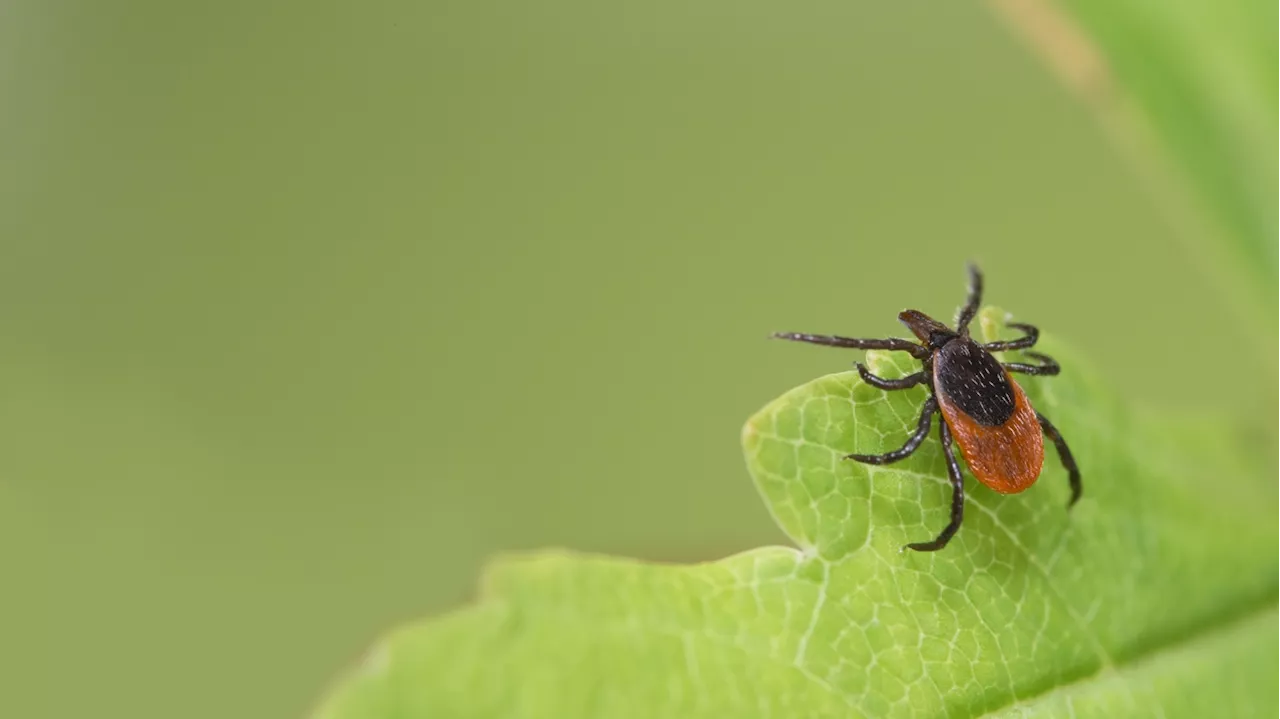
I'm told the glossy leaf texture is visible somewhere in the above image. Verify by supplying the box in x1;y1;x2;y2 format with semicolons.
314;308;1278;718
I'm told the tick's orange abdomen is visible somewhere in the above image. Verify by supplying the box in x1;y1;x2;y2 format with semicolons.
936;371;1044;493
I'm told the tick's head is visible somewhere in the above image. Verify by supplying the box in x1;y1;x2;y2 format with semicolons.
899;309;956;350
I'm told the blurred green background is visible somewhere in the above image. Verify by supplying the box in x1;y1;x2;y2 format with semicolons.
0;1;1263;717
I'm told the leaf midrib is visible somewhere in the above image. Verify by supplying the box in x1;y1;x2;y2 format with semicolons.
501;557;1274;718
972;596;1279;718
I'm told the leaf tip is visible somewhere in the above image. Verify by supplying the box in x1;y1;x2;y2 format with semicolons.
740;410;761;452
975;305;1011;343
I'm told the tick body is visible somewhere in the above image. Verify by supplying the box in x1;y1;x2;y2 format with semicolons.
774;265;1080;552
932;334;1043;495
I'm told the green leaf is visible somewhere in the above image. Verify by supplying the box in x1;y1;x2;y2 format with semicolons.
990;0;1277;332
314;308;1277;718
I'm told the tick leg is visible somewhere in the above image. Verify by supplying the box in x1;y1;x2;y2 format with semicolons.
1003;351;1059;376
905;419;965;552
856;363;925;391
1037;411;1082;507
772;333;929;360
847;397;937;464
954;263;984;331
983;322;1039;352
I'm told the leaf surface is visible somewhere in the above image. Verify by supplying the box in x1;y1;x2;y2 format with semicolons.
315;308;1278;718
991;0;1277;331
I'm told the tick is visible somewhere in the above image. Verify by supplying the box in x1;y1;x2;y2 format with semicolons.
773;264;1080;552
